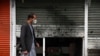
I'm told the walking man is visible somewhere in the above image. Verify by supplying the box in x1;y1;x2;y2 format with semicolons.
20;13;39;56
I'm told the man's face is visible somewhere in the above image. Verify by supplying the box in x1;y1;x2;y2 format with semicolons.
33;15;37;20
30;15;37;23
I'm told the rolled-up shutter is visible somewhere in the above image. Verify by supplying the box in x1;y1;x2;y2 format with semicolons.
16;0;84;37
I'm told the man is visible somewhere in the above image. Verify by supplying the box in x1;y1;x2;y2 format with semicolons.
20;13;39;56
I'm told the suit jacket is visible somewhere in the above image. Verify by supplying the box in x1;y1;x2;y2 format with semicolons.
20;23;36;52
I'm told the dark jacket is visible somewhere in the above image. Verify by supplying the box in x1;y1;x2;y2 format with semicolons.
20;23;36;52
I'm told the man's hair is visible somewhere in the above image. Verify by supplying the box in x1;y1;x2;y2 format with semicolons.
27;13;35;20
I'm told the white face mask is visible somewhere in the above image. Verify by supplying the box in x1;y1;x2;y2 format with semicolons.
33;20;37;24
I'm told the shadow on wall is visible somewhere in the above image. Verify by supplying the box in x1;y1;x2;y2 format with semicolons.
46;6;76;26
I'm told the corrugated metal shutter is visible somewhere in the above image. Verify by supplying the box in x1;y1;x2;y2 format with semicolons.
16;0;84;37
16;0;84;25
0;0;10;56
89;1;100;38
88;49;100;56
88;0;100;56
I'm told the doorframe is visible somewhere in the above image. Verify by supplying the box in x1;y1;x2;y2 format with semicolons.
43;38;45;56
10;0;16;56
83;0;89;56
10;0;89;56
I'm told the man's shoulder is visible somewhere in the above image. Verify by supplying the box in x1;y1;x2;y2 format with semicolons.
21;23;28;27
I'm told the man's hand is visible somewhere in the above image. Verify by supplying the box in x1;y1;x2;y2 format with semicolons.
36;42;40;47
23;50;28;55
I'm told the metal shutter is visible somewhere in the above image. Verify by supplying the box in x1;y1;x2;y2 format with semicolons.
0;0;10;56
88;0;100;56
16;0;84;38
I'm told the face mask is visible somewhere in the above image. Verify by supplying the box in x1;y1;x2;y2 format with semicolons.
33;20;37;24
